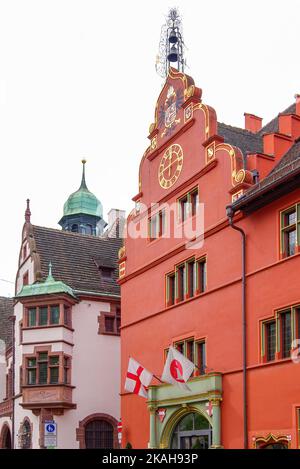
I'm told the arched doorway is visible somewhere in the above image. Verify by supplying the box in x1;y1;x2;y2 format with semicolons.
0;424;12;449
85;420;114;449
170;412;212;449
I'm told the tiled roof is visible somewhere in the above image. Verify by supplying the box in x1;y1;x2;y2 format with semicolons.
218;122;263;155
231;139;300;211
32;225;122;297
258;103;296;135
0;297;13;348
217;103;296;161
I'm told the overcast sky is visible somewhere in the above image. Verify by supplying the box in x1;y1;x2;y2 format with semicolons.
0;0;300;296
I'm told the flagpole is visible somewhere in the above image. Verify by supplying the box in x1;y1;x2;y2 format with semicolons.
153;374;164;383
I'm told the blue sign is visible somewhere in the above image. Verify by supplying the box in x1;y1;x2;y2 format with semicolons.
44;421;57;436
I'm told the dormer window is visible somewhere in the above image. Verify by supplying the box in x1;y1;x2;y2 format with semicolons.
100;267;113;279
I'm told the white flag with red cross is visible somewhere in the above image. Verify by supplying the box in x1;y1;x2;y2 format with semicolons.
162;346;195;391
125;357;153;398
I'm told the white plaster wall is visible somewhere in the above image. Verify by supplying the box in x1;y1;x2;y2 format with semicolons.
22;327;73;345
54;299;120;448
13;296;120;448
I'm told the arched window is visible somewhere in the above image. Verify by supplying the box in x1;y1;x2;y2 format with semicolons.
71;224;79;233
0;424;12;449
20;420;32;449
85;419;114;449
171;412;212;449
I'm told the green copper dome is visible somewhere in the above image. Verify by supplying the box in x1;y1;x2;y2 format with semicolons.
63;160;103;218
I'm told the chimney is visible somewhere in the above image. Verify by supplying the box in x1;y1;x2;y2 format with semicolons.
244;113;263;133
295;94;300;116
107;209;126;238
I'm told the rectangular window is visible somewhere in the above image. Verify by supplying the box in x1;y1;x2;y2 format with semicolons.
179;195;189;222
175;342;184;354
186;339;194;363
296;308;300;341
49;356;59;384
177;264;186;302
28;308;36;327
167;273;176;306
50;305;60;325
187;260;196;298
173;338;206;376
266;321;276;362
27;358;36;385
281;206;298;257
105;316;115;333
198;258;207;293
281;311;292;358
196;341;206;375
64;357;70;384
64;306;71;327
23;271;29;286
149;210;165;240
178;187;199;222
191;189;199;217
38;352;48;385
39;306;48;326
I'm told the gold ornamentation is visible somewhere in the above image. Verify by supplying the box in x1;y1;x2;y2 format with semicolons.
158;144;183;189
149;123;155;134
151;136;157;150
206;143;215;164
118;246;125;260
184;104;193;123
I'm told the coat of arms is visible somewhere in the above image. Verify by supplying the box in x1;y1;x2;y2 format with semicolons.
158;86;184;138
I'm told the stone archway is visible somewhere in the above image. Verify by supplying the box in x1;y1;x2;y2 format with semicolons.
76;413;118;449
160;406;212;449
0;423;12;449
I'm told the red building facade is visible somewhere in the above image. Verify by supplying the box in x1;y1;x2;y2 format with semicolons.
120;68;300;449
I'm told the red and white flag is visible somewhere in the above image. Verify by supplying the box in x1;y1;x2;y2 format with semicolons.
125;357;153;398
162;346;195;391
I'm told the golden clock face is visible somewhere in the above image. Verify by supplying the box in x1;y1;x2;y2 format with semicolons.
158;144;183;189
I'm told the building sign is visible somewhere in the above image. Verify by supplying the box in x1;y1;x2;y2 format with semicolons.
44;420;57;448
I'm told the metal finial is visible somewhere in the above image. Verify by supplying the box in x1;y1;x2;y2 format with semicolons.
46;261;54;282
80;159;88;190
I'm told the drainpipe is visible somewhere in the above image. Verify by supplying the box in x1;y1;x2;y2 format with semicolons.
11;315;16;449
226;205;248;449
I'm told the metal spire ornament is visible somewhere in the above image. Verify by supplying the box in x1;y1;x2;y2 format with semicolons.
155;8;186;80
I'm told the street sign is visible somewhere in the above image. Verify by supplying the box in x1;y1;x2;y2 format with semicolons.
44;420;57;448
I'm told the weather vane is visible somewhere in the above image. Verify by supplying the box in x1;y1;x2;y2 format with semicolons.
155;8;186;80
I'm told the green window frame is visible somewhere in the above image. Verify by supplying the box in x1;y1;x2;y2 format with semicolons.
28;308;37;327
172;338;206;376
165;256;207;307
280;204;300;257
261;306;299;362
149;210;166;241
178;187;199;223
